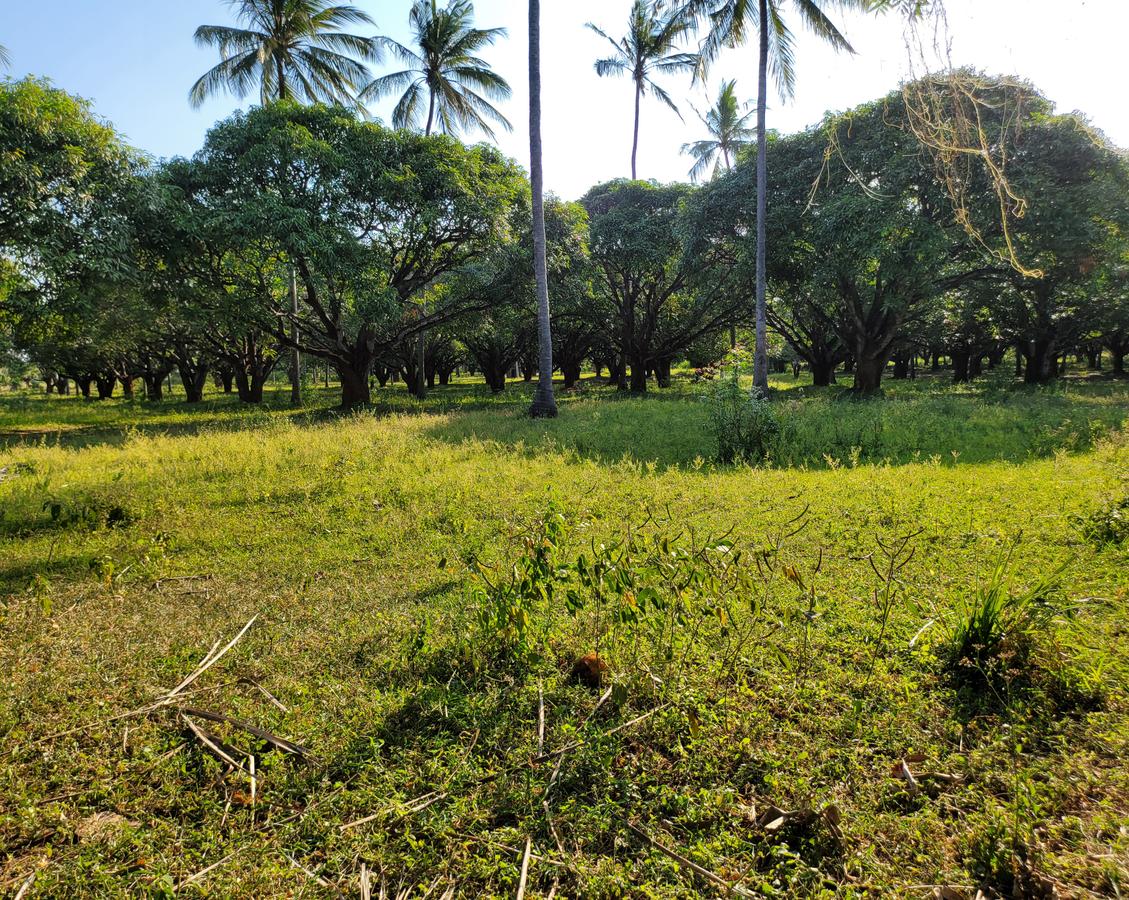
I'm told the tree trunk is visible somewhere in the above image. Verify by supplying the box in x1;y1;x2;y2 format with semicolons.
852;354;886;394
95;375;116;400
412;330;428;398
76;376;93;399
561;360;582;389
751;0;770;396
892;356;910;380
952;351;971;384
631;80;641;180
1085;343;1102;370
655;357;672;388
218;368;234;393
629;356;648;394
811;360;836;387
120;376;134;399
338;365;372;408
969;355;983;378
289;266;302;406
528;0;558;418
178;362;209;403
143;375;164;402
1024;337;1057;384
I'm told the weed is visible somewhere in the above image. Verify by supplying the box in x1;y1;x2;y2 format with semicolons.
943;541;1074;692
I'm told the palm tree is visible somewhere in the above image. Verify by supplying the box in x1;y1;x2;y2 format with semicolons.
359;0;512;140
189;0;382;110
683;0;866;393
587;1;699;180
0;45;11;69
528;0;557;418
191;1;382;406
681;79;754;181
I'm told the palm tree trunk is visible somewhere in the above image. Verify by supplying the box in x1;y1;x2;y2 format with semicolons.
415;87;437;395
752;0;770;395
529;0;557;418
289;266;302;406
631;80;642;180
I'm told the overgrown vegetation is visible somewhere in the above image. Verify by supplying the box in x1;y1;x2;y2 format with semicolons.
1;373;1127;897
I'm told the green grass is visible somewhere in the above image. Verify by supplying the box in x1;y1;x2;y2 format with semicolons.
1;369;1128;897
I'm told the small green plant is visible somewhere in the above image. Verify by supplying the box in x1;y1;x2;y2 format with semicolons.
704;371;780;464
943;541;1073;688
469;504;568;662
1072;492;1129;546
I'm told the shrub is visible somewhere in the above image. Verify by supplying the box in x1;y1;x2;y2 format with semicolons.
704;373;780;464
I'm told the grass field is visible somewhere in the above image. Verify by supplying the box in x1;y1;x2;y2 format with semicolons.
2;369;1128;898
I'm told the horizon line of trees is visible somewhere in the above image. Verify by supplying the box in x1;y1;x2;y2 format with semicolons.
1;71;1126;408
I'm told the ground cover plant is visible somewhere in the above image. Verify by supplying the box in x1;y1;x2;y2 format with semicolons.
1;368;1128;898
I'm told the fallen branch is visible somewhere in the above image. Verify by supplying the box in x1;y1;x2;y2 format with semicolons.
178;706;312;760
177;847;246;889
285;853;332;888
515;837;533;900
165;615;258;701
626;820;755;898
181;714;248;773
13;872;35;900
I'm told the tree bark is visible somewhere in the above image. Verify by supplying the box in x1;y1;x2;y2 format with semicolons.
629;356;648;394
1024;337;1057;384
631;80;641;180
528;0;558;418
852;354;886;394
952;351;971;384
143;375;164;402
811;360;836;387
338;365;372;408
751;0;770;396
289;266;302;406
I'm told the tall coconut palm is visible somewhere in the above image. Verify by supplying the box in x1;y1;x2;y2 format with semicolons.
359;0;512;140
683;0;866;393
528;0;557;418
191;1;382;406
189;0;382;110
0;45;10;69
587;1;699;180
681;78;754;181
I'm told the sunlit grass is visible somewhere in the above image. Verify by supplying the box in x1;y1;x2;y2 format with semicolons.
0;370;1127;896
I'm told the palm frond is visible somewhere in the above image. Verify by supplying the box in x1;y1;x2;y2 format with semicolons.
768;4;797;100
390;79;426;130
648;81;684;120
189;49;262;107
358;69;417;104
794;0;858;53
594;57;630;78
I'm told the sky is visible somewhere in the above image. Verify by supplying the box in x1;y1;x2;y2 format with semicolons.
3;0;1127;200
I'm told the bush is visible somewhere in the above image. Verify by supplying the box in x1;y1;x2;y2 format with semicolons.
704;373;780;464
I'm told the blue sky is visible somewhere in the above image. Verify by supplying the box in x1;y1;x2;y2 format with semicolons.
4;0;1127;199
